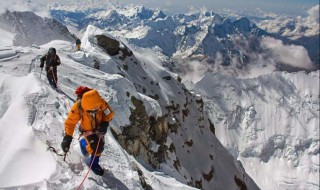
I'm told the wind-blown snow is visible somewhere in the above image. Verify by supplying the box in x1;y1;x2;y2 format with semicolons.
0;74;56;188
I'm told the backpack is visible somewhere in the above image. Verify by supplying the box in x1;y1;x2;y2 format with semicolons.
76;88;105;133
75;86;93;130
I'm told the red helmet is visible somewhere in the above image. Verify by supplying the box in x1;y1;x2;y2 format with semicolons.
75;86;92;97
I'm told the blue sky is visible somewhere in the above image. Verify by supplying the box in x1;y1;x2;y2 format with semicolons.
117;0;319;16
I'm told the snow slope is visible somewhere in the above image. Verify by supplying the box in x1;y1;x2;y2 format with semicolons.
0;42;197;190
0;25;258;189
190;71;320;189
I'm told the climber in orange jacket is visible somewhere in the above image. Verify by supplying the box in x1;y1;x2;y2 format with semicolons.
61;86;114;176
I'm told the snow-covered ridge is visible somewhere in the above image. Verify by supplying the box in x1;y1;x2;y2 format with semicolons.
68;25;260;189
0;25;259;189
0;42;197;190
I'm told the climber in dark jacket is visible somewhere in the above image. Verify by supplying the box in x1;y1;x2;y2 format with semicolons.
40;47;61;88
71;34;81;51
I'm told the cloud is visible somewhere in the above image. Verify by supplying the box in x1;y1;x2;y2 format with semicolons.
177;35;314;82
260;37;313;69
180;60;212;83
255;5;319;39
307;5;319;23
259;16;293;34
302;5;320;37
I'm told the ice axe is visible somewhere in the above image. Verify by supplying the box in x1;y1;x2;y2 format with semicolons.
47;145;68;162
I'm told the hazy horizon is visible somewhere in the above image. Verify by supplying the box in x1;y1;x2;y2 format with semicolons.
0;0;319;17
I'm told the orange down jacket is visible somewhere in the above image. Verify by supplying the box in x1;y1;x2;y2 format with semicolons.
64;89;114;136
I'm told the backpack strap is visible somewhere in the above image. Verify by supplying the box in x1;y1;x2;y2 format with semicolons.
77;99;84;139
78;99;83;119
78;98;98;132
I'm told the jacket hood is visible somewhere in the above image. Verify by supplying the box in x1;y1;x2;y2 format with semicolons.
81;89;104;111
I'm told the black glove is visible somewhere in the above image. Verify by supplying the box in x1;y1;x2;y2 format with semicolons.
99;121;109;135
61;134;73;153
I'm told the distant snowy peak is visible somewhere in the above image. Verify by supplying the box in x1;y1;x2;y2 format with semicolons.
152;9;167;20
233;17;256;33
51;5;167;30
0;11;73;46
125;5;156;20
49;4;271;67
104;5;167;21
89;10;130;30
47;3;318;73
217;6;320;65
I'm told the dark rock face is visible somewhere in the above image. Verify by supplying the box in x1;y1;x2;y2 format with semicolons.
95;35;120;55
112;96;168;168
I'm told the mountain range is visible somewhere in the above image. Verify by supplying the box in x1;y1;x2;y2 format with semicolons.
49;4;319;75
0;4;319;190
0;11;259;190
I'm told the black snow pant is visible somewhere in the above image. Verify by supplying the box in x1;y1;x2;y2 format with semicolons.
46;67;58;88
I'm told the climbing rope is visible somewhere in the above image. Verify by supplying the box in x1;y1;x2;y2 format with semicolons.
76;135;102;190
51;70;103;188
51;69;72;111
50;69;73;164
